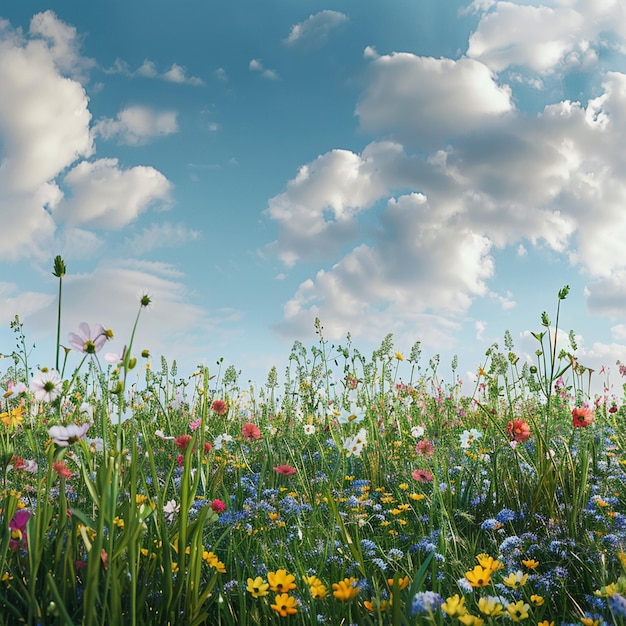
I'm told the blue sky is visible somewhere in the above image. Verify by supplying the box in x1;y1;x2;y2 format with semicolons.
1;1;626;394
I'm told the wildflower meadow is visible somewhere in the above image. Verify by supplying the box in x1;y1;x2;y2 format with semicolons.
1;259;626;626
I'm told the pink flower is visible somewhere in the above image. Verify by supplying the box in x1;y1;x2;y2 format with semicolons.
572;406;594;428
52;461;72;479
416;439;435;457
48;423;91;447
68;323;110;354
176;454;184;466
412;469;433;483
211;399;228;416
211;499;226;513
506;418;531;443
204;442;213;454
189;418;202;432
9;510;30;550
274;464;297;476
242;422;262;441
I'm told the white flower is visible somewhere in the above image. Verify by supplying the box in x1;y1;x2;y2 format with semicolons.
213;433;233;450
155;429;175;440
303;424;316;435
459;428;482;449
163;499;179;522
342;428;368;457
48;422;91;446
30;369;63;403
411;425;425;439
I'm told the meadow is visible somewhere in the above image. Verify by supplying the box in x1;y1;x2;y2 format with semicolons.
0;261;625;625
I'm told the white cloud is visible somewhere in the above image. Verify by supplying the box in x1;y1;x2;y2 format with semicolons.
94;106;179;145
356;53;513;148
284;10;348;45
467;0;626;74
29;10;95;81
0;282;55;326
110;58;204;85
585;272;626;318
125;222;201;255
53;158;173;229
611;324;626;341
249;58;279;80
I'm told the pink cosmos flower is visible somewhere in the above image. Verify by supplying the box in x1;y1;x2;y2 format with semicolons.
48;423;91;447
572;406;594;428
412;469;434;483
242;422;262;441
189;418;202;432
274;464;297;476
68;323;110;354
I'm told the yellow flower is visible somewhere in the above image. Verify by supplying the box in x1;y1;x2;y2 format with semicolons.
458;614;484;626
478;596;505;617
530;594;545;606
441;594;468;617
309;583;327;599
476;554;504;572
270;593;298;617
2;407;24;429
395;352;404;361
506;600;530;622
202;551;226;573
522;558;540;570
538;622;554;626
580;619;601;626
364;598;388;612
267;569;296;593
502;570;528;589
465;565;492;588
246;576;269;598
332;577;360;601
594;582;618;597
387;575;410;590
303;575;323;587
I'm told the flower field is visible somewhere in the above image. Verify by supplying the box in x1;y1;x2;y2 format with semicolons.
1;271;626;625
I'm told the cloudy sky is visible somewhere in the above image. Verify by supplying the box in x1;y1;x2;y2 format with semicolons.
1;1;626;394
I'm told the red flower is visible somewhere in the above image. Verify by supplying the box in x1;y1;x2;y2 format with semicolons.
211;499;226;513
274;464;297;476
176;454;184;466
506;418;531;443
204;442;213;453
412;469;433;483
211;399;228;416
416;439;435;457
572;406;594;428
52;461;72;479
242;422;262;441
175;434;193;452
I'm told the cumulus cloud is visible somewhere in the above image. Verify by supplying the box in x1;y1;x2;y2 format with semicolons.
284;10;348;45
93;106;179;145
356;53;513;148
53;158;173;229
467;0;624;74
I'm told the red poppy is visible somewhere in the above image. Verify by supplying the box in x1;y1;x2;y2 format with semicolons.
572;406;594;428
274;464;297;476
506;418;531;443
242;422;262;441
52;461;72;479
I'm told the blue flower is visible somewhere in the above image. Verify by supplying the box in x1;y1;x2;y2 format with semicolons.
609;594;626;617
411;591;443;614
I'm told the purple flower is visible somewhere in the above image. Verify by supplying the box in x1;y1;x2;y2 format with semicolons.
9;510;30;550
68;323;110;354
